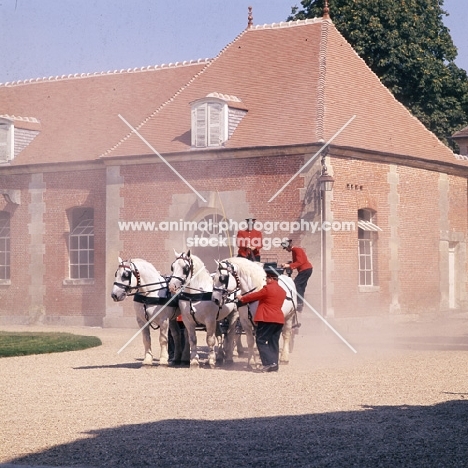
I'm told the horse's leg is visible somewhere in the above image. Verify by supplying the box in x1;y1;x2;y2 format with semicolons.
188;322;199;367
158;317;170;366
181;326;190;364
238;306;258;368
223;309;238;364
135;305;153;366
280;314;294;364
215;321;225;365
205;321;217;369
235;333;245;356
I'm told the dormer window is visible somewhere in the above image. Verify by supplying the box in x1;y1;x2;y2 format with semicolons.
191;98;228;148
190;93;247;149
0;118;14;163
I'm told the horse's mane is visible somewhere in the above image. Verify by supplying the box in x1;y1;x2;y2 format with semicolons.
190;254;211;281
222;257;266;290
130;258;162;276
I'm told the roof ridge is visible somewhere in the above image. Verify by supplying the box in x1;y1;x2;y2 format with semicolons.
316;20;330;141
100;29;249;158
250;17;324;31
0;114;40;123
0;59;211;88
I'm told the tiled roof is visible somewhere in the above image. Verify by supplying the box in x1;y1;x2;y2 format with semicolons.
0;61;209;165
1;18;464;168
103;18;462;168
452;125;468;139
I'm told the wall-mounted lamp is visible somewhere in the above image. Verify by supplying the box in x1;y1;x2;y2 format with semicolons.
318;148;334;192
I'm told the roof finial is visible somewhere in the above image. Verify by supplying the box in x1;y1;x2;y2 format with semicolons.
247;6;253;29
323;0;330;19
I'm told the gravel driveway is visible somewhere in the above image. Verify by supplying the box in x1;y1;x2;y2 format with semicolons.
1;312;468;467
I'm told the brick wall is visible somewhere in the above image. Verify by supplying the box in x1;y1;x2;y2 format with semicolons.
0;174;31;322
42;168;106;324
329;158;467;318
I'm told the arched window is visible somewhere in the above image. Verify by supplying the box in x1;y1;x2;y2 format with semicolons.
69;209;94;279
358;209;380;287
188;213;232;271
0;211;10;280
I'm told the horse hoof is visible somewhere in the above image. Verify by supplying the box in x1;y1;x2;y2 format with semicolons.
142;360;153;366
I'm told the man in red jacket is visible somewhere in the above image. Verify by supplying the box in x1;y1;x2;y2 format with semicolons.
237;264;286;372
236;217;263;261
281;239;313;312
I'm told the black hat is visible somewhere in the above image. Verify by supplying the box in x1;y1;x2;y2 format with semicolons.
245;217;256;222
264;262;283;277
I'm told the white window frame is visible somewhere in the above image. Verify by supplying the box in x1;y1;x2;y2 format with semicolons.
191;98;228;148
358;233;374;286
0;212;10;281
358;209;379;287
69;217;94;280
0;118;14;163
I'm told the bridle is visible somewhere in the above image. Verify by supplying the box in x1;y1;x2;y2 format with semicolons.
170;253;194;289
213;260;242;305
113;260;168;297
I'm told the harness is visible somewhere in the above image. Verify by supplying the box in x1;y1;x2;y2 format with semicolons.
214;260;242;304
277;275;301;329
215;260;257;329
114;260;178;329
171;253;218;329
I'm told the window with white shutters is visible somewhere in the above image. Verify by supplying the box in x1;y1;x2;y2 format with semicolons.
191;99;227;148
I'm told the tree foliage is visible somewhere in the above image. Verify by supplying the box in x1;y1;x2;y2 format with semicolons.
288;0;468;149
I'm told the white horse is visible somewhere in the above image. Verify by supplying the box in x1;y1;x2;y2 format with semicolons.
168;250;238;368
111;257;189;366
212;257;298;367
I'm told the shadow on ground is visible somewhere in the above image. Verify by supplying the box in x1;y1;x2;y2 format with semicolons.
4;400;468;467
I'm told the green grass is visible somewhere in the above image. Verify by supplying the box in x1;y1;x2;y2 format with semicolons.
0;331;102;358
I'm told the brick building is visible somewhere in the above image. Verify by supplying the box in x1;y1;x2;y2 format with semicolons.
1;15;467;327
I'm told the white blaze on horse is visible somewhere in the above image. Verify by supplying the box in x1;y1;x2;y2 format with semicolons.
168;250;238;368
111;257;189;366
212;257;298;367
